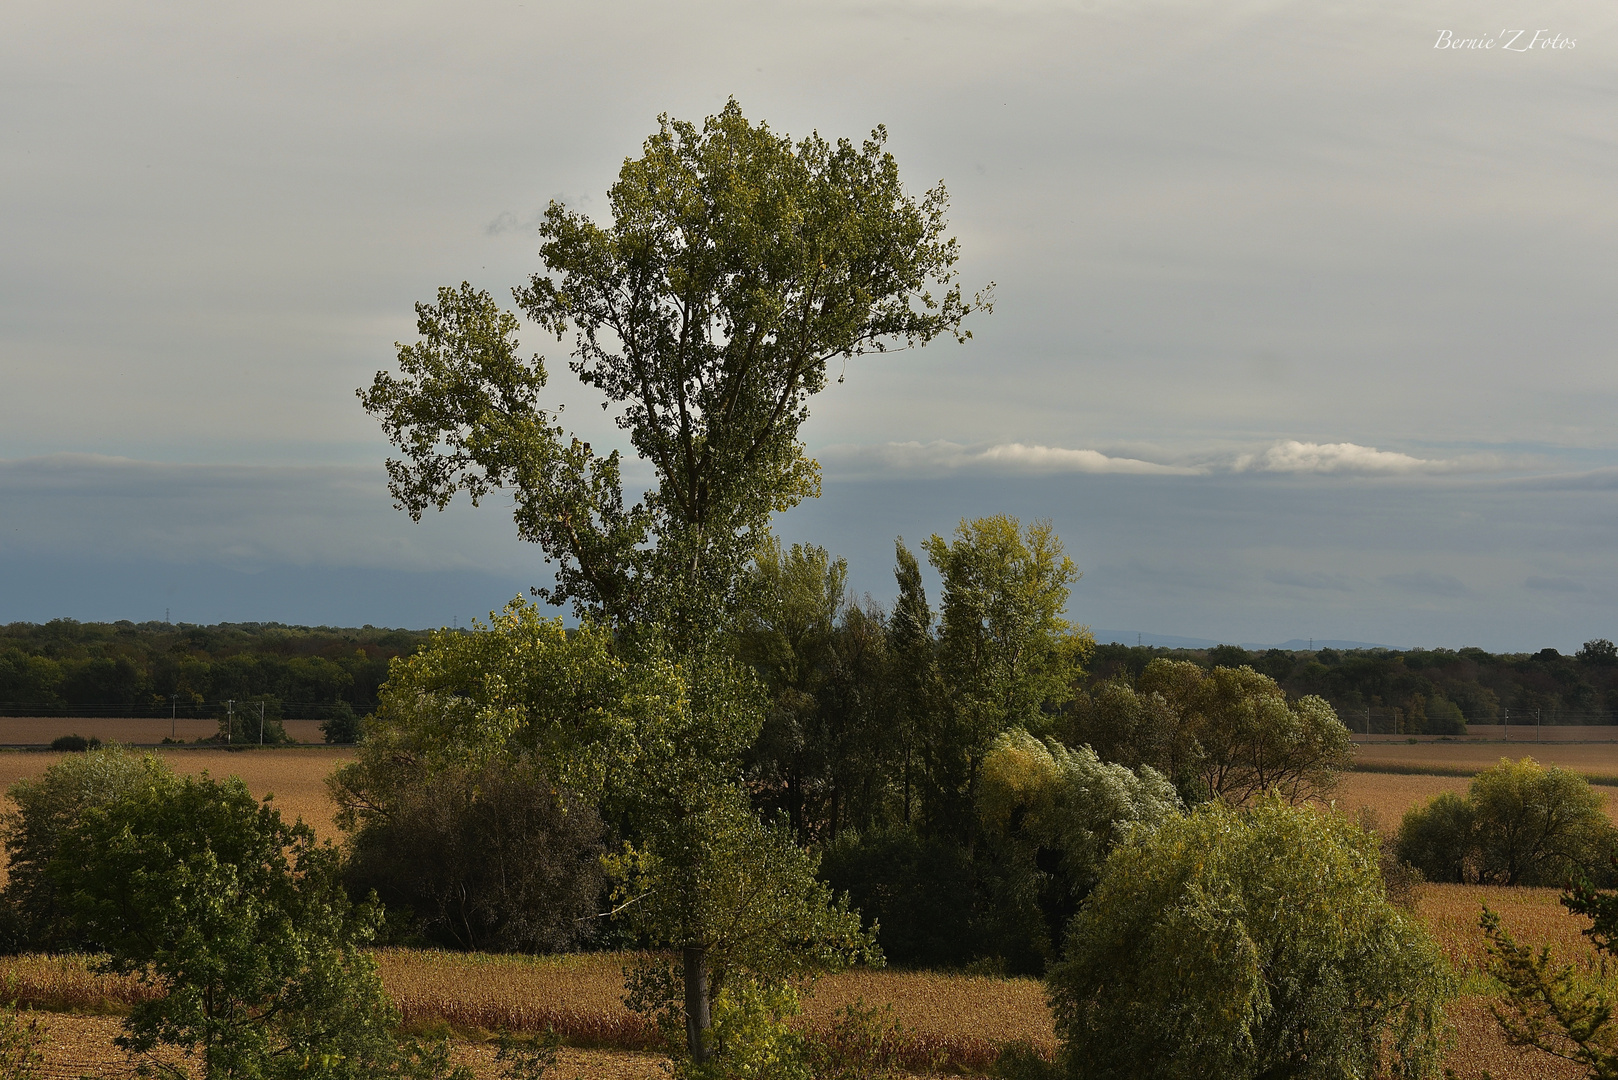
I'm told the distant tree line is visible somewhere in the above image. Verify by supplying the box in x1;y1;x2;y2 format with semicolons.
0;620;432;729
1086;637;1618;732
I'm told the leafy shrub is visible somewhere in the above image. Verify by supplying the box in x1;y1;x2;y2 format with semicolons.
1396;757;1618;885
1049;799;1454;1080
49;772;466;1080
47;734;100;752
341;758;606;952
0;1003;46;1080
1;745;171;951
321;700;364;744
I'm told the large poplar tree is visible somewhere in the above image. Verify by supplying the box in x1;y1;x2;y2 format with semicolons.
359;100;988;1066
361;98;988;644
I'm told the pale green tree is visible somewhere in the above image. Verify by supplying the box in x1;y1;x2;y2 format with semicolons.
919;517;1090;832
1050;799;1454;1080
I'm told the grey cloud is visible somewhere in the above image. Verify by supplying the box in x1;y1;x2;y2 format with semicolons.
1381;572;1469;598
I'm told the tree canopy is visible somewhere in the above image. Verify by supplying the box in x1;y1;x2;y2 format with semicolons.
361;99;989;641
1050;799;1454;1080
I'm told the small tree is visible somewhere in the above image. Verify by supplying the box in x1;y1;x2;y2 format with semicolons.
50;774;449;1080
1396;757;1617;885
1049;799;1454;1080
610;792;876;1075
2;745;172;950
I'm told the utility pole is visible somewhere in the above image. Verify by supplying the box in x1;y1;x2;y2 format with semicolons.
170;694;178;740
1503;706;1509;742
1536;707;1541;743
226;699;233;744
258;701;265;746
1366;706;1371;736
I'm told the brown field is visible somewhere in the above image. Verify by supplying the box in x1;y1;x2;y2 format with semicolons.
0;717;328;746
1355;739;1618;778
1355;724;1618;743
1327;768;1618;832
25;1012;668;1080
0;747;357;855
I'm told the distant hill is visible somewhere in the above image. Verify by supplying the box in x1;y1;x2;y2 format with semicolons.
1091;630;1404;651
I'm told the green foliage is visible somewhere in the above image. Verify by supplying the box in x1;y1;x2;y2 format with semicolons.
1396;757;1618;885
321;700;364;744
610;792;877;990
0;619;420;715
733;540;898;842
47;733;100;752
341;757;606;952
818;825;976;969
1423;694;1468;735
0;1003;46;1080
330;602;676;822
361;100;988;641
1049;799;1454;1080
978;730;1181;903
1395;792;1476;885
1479;906;1618;1078
920;516;1089;835
805;1000;909;1080
2;745;172;951
1072;660;1353;806
48;773;448;1080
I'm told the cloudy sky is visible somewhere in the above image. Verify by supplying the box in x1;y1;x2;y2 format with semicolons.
3;0;1615;650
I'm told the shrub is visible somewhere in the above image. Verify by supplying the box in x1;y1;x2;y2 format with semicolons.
47;734;100;752
1049;799;1454;1080
1;745;171;951
341;757;606;952
322;700;364;744
49;773;466;1080
1396;757;1617;885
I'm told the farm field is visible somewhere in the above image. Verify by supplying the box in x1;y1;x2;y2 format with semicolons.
1354;738;1618;777
0;747;357;859
0;888;1600;1080
0;717;328;746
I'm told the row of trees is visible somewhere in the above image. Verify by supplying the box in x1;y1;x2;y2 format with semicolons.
0;620;428;717
1085;637;1618;731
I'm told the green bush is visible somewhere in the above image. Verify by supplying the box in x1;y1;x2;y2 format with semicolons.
49;773;466;1080
1049;799;1454;1080
47;734;100;752
1;745;171;951
1396;757;1618;885
321;701;364;744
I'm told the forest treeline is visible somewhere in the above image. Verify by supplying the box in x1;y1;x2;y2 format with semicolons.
0;620;431;718
2;613;1613;733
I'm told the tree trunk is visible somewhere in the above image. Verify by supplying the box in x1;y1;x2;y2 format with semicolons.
683;945;712;1064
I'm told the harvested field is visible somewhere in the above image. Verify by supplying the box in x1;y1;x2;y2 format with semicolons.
1354;739;1618;779
0;747;356;857
1356;725;1618;743
379;950;1049;1072
0;717;326;746
24;1012;669;1080
2;951;1045;1075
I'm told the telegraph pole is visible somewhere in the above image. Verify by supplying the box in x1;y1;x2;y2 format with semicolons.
258;701;266;746
226;700;233;744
